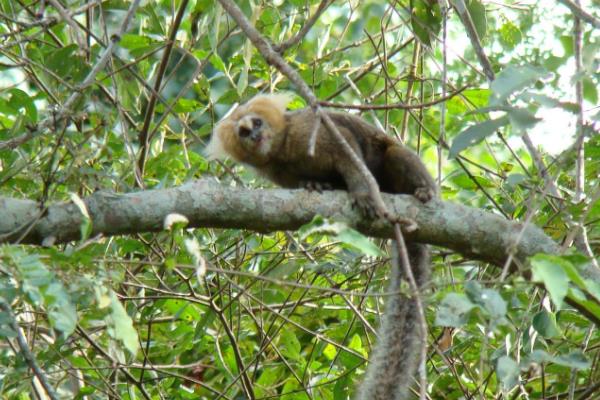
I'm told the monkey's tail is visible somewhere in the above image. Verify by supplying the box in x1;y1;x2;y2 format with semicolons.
354;242;430;400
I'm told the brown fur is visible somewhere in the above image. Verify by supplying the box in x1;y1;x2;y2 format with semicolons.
208;94;436;204
208;93;437;399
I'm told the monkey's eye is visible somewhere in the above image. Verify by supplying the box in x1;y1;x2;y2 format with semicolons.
252;118;263;129
239;126;252;138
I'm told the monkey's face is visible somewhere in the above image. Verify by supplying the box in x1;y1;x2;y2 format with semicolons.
235;114;275;163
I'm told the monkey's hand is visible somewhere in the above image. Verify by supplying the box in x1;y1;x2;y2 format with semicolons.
351;191;418;232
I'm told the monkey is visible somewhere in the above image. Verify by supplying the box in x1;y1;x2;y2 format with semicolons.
206;93;438;399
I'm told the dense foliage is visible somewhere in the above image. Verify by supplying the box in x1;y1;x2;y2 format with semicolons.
0;0;599;399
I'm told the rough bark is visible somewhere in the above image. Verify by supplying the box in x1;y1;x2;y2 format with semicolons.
1;178;558;267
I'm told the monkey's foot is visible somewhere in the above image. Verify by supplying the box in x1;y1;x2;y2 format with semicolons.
388;216;418;232
350;192;381;220
414;186;436;203
351;193;418;232
302;181;333;193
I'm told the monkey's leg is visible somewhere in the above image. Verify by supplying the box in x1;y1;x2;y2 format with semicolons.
383;146;437;202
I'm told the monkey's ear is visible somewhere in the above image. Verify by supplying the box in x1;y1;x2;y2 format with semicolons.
205;121;231;160
258;92;294;114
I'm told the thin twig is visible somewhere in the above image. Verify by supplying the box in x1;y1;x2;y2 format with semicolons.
46;0;85;49
437;0;449;187
0;0;141;151
319;85;469;110
137;0;190;178
452;0;494;81
573;0;585;203
557;0;600;28
273;0;332;53
0;299;59;400
76;325;153;399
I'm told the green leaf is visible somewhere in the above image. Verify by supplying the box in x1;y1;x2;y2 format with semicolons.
531;254;570;309
506;107;541;134
499;19;522;50
435;293;475;327
466;0;487;41
528;349;590;370
106;291;139;355
532;310;561;338
265;261;300;279
44;44;78;76
45;282;77;335
496;356;520;389
70;193;92;241
119;34;154;50
410;0;442;47
553;351;590;369
194;0;213;12
583;77;598;104
323;343;337;360
465;281;507;321
490;65;548;105
209;53;227;72
279;329;302;361
5;89;37;123
449;116;509;158
5;248;77;336
335;228;384;257
299;216;384;257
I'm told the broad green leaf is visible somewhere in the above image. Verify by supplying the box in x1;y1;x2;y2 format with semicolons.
45;282;77;336
496;356;520;389
323;343;337;360
435;293;475;327
490;65;547;105
0;310;17;338
299;216;384;257
531;254;570;309
5;248;77;336
5;89;37;123
553;351;590;369
583;77;598;104
465;281;507;321
44;44;78;75
410;0;442;47
336;228;384;257
279;329;302;361
506;107;541;134
339;334;363;369
528;349;590;369
119;34;154;50
209;53;227;72
449;116;509;158
107;291;139;355
532;310;561;338
466;0;487;40
499;19;522;50
265;261;300;279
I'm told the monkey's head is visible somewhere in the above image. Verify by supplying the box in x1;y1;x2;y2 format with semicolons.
206;93;293;166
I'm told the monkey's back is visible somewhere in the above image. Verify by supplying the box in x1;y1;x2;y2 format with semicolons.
264;108;400;191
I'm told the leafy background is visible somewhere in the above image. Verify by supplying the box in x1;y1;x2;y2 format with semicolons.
0;0;599;399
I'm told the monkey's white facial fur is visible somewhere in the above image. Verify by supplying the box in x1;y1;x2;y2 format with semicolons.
206;93;292;165
236;114;273;157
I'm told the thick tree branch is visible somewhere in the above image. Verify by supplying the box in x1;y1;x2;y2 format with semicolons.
4;180;600;324
0;179;557;264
